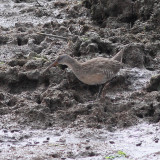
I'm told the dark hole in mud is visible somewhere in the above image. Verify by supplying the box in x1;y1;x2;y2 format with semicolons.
148;50;157;58
33;35;45;45
111;4;122;17
0;93;4;100
144;56;154;71
82;0;92;9
43;78;50;87
48;122;52;127
7;98;17;107
0;36;9;45
119;14;138;27
141;9;153;21
98;46;113;55
17;37;28;46
0;78;6;86
96;19;105;25
73;94;80;102
146;76;160;92
156;95;160;102
14;0;23;3
145;104;155;117
87;104;92;110
75;52;81;57
142;14;151;21
73;93;83;103
140;107;145;110
36;98;41;104
88;85;99;96
8;75;38;94
136;113;143;118
145;67;155;71
109;38;117;43
104;106;108;113
35;95;41;104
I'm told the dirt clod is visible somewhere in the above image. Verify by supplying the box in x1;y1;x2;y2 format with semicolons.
0;0;160;159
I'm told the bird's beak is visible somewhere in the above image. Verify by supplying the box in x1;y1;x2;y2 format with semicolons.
47;61;58;70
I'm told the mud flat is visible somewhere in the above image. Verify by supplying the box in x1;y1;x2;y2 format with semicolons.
0;0;160;159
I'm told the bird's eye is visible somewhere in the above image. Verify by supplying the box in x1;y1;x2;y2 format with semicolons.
57;57;62;61
58;56;64;61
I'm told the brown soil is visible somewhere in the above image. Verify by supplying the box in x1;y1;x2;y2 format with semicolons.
0;0;160;159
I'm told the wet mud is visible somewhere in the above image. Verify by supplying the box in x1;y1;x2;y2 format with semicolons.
0;0;160;159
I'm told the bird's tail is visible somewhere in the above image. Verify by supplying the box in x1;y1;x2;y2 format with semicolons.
111;49;124;62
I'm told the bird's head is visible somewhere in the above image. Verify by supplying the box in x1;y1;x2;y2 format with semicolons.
47;54;71;69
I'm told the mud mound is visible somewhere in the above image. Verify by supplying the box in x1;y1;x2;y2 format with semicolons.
0;0;159;132
83;0;160;28
0;0;160;159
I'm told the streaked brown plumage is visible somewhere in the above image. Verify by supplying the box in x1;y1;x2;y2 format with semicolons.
47;52;123;85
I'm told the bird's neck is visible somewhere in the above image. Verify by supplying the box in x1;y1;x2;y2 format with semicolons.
64;57;81;71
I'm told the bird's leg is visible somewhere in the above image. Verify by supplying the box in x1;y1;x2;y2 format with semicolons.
101;82;110;99
100;76;118;100
96;84;105;99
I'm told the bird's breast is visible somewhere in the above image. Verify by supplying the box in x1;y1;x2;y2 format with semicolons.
76;73;106;85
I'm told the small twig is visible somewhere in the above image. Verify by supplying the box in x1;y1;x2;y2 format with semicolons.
37;32;69;40
35;0;43;7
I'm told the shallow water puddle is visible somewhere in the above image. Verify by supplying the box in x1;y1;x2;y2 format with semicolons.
0;0;64;27
0;123;160;159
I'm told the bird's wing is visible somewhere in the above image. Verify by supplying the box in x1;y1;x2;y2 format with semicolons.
81;58;121;75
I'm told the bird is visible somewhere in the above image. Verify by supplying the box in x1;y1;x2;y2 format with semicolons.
46;51;123;98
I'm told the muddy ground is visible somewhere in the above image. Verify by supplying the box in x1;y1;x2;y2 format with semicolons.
0;0;160;159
